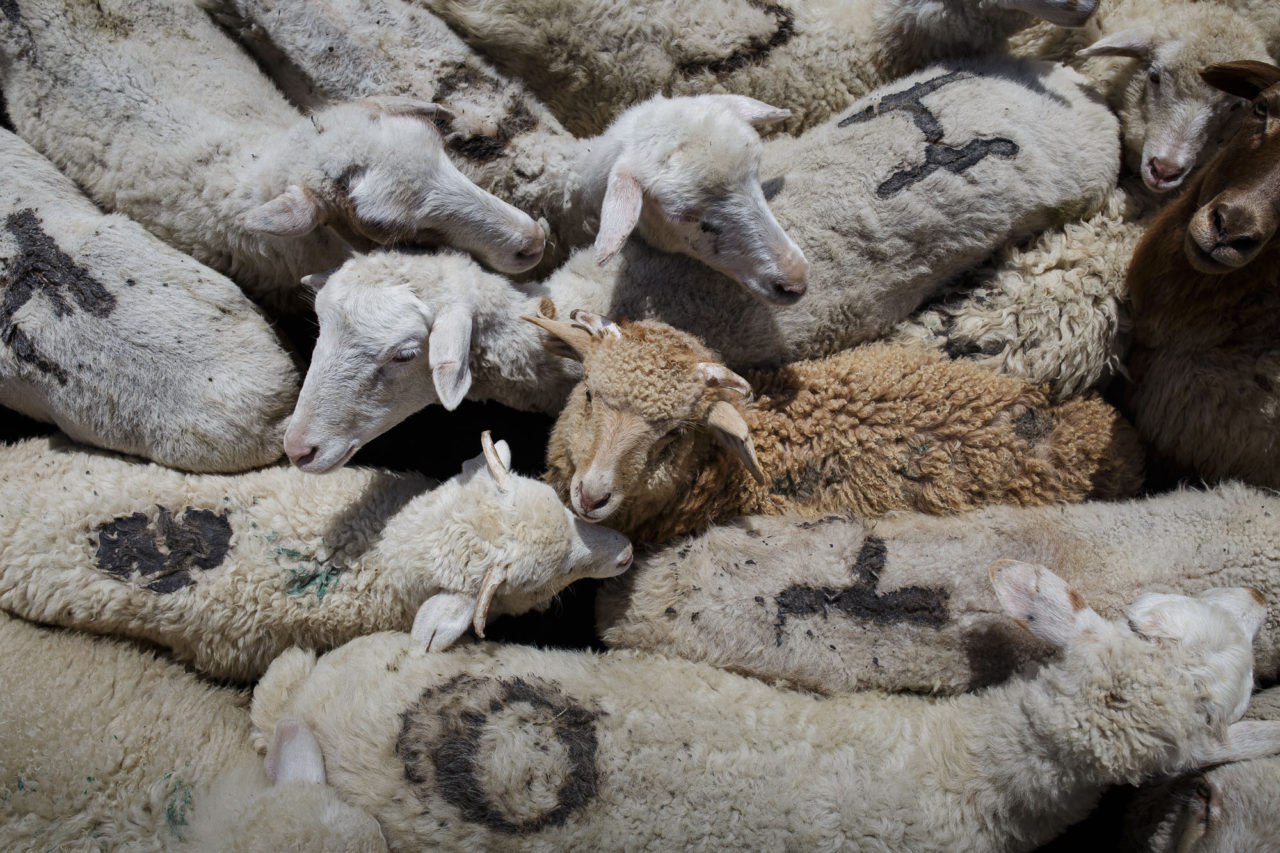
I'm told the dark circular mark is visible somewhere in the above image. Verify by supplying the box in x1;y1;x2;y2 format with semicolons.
94;505;233;593
397;674;599;834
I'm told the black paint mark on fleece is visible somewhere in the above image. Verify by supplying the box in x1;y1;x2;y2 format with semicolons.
0;0;18;26
95;506;232;593
839;71;1019;198
679;1;795;77
1;209;117;384
773;536;949;645
398;674;599;833
431;65;539;163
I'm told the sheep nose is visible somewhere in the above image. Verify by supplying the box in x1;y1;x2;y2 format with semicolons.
579;489;611;516
516;224;545;261
288;446;318;468
1146;157;1186;188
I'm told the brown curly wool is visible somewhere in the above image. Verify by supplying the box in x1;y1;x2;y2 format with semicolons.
544;317;1144;545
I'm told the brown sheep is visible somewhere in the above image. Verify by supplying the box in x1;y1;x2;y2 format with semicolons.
1124;60;1280;487
528;304;1144;544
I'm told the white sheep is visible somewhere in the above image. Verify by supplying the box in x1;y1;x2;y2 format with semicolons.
0;432;631;681
404;0;1095;135
202;0;811;301
251;563;1275;851
598;482;1280;695
0;0;545;312
285;53;1120;468
0;612;388;851
0;128;300;473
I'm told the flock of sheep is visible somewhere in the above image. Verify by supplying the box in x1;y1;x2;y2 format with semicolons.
0;0;1278;849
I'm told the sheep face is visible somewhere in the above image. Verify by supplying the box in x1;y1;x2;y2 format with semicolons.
1184;62;1280;273
412;433;633;650
595;95;808;304
285;259;444;472
1079;11;1271;193
528;308;761;525
243;98;545;274
991;561;1268;775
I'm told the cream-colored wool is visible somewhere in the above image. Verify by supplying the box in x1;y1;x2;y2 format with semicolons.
0;0;543;312
0;434;630;681
598;483;1280;694
0;130;298;472
406;0;1082;136
1119;686;1280;852
0;613;387;852
540;313;1143;544
250;566;1269;851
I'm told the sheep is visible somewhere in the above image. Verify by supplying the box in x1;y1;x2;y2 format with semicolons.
0;128;301;473
202;0;809;299
1011;1;1274;193
1122;60;1280;488
0;612;388;852
285;54;1122;468
531;305;1143;544
0;432;632;682
250;563;1275;851
888;181;1155;400
596;482;1280;696
0;0;545;313
1119;686;1280;852
404;0;1095;136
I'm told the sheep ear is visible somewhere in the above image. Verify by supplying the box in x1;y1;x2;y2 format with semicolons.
520;313;595;361
265;719;326;785
1200;61;1280;101
242;185;321;236
699;94;791;127
480;430;512;491
472;563;508;639
989;560;1095;649
596;160;643;265
1193;721;1280;766
429;305;473;411
300;267;339;291
1076;26;1153;61
1197;587;1267;641
569;309;622;339
706;400;765;484
411;592;475;652
695;362;754;401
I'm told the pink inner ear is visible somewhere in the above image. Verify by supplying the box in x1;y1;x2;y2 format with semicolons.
595;165;644;264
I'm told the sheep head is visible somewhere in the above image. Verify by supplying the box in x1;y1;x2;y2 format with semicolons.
410;432;633;653
1184;60;1280;273
1077;7;1273;193
592;94;809;304
990;560;1278;778
241;97;545;274
524;303;763;526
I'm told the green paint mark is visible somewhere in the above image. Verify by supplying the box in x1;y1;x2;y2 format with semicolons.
15;776;25;791
165;780;193;834
274;546;304;559
286;564;342;602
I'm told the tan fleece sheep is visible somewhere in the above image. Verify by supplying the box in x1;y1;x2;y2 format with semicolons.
0;433;631;681
249;564;1274;851
530;306;1144;544
597;483;1280;695
0;612;386;852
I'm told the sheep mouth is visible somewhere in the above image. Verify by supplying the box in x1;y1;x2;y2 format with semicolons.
295;440;360;474
1184;231;1257;274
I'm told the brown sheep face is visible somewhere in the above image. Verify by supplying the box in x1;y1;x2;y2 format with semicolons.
523;306;762;524
1186;62;1280;273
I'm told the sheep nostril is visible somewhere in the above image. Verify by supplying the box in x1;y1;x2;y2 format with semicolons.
290;446;318;468
579;491;611;515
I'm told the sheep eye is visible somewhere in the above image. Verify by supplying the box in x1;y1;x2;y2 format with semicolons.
584;388;593;404
1147;68;1160;86
390;347;420;364
1255;100;1268;120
